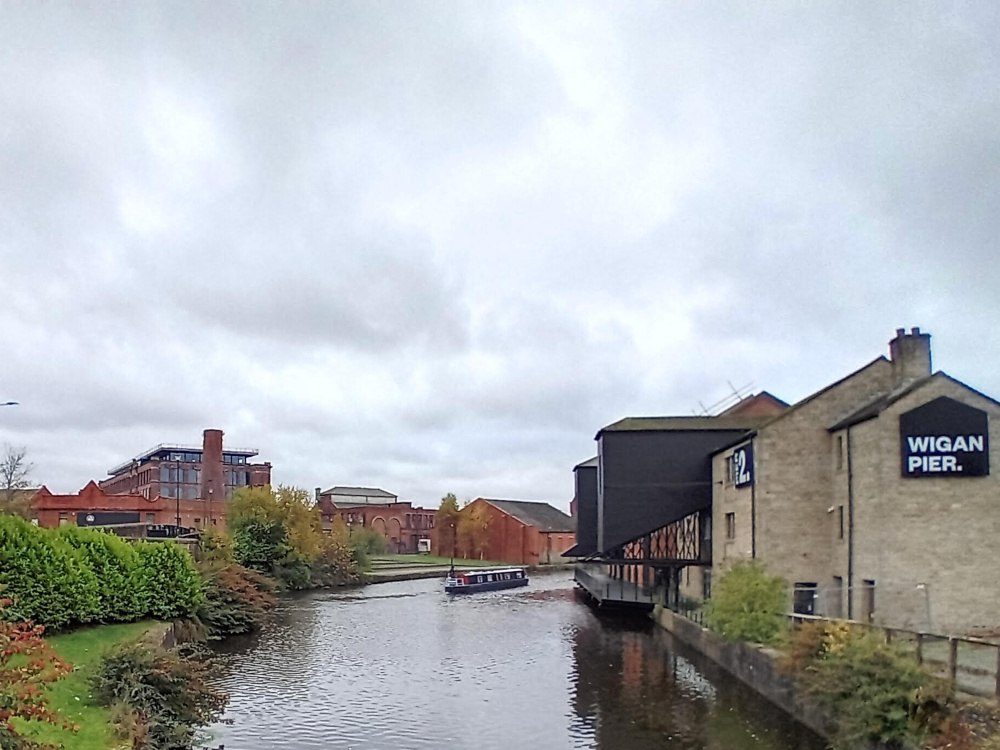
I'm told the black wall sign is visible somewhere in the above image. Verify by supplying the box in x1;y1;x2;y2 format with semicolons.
733;443;754;487
76;511;140;526
900;396;989;478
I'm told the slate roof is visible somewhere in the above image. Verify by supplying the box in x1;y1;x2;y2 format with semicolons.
574;456;599;469
321;486;397;497
827;372;1000;431
480;498;575;532
596;415;768;437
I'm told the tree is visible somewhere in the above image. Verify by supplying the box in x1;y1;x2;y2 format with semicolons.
435;493;461;558
457;501;492;560
1;443;33;517
227;485;352;589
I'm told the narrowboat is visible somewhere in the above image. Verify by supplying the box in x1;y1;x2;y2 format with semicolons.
445;567;529;594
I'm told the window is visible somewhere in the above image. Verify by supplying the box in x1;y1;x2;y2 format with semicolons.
793;583;818;615
186;468;199;484
194;517;201;525
837;506;844;539
725;512;736;540
146;513;156;523
861;580;876;623
184;486;198;500
160;465;170;482
211;518;217;525
836;435;844;470
724;455;736;485
169;452;183;461
58;512;69;526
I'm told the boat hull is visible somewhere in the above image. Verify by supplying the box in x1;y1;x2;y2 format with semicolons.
445;577;529;594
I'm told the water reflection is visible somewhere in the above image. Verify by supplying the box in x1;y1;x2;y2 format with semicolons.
209;573;824;750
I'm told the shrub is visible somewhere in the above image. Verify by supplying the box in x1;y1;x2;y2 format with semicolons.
58;526;144;623
91;642;228;750
232;518;289;574
135;542;204;620
0;599;76;750
311;537;362;587
785;625;954;750
0;516;100;629
197;527;234;565
704;561;787;645
348;526;387;557
197;564;276;640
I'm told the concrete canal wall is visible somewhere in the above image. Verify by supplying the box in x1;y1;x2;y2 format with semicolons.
653;605;832;738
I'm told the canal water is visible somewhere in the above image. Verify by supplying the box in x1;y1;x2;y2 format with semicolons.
208;571;825;750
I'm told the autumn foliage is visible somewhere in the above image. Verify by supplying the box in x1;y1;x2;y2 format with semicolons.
0;599;76;750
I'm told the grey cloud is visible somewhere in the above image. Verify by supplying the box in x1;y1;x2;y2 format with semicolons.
2;1;999;507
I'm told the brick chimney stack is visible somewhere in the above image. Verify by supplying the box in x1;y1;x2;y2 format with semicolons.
200;429;225;504
889;327;932;388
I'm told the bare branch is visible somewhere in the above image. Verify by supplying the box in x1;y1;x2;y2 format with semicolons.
1;443;34;506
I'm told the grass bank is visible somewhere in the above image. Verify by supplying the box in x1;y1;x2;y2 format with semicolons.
16;620;157;750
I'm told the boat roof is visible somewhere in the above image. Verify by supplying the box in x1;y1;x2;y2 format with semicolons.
457;567;525;575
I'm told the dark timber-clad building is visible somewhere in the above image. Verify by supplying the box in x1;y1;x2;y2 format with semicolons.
573;393;788;609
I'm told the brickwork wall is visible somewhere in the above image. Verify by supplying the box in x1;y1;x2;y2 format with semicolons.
743;359;893;589
708;359;894;612
712;444;756;576
318;499;434;554
849;377;1000;634
33;482;229;529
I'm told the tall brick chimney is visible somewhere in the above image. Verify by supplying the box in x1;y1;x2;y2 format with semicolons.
200;429;225;504
889;327;931;388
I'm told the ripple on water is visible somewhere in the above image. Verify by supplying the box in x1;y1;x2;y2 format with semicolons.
208;573;825;750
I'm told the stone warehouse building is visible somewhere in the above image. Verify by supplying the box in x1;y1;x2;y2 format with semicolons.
713;328;1000;634
575;328;1000;635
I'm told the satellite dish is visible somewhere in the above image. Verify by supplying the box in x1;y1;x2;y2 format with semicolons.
86;514;95;523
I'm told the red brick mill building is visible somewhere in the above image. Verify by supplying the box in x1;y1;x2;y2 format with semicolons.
32;429;270;530
434;498;576;566
316;486;435;554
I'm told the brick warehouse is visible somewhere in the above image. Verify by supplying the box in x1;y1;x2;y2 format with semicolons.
441;498;575;566
33;428;270;530
316;490;435;554
33;480;228;530
574;328;1000;635
100;428;271;501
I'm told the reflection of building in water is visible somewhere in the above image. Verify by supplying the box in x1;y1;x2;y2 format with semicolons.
568;614;820;749
572;328;1000;634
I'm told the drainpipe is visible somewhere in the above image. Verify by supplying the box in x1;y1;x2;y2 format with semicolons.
847;426;855;619
750;438;757;558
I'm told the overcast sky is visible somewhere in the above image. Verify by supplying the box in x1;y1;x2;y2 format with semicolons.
2;2;999;510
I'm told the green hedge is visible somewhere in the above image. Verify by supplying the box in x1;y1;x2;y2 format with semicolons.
0;515;100;628
0;515;203;630
59;524;145;622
